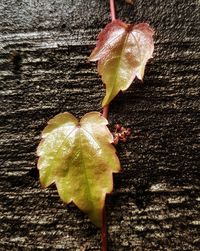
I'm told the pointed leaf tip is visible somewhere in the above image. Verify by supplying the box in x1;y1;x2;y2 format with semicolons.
89;20;154;107
37;111;120;227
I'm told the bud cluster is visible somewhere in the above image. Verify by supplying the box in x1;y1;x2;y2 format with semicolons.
113;124;131;145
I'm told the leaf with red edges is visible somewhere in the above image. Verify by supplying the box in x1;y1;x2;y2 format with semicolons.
37;112;120;227
89;19;154;107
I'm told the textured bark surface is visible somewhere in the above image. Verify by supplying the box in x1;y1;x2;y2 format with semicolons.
0;0;199;250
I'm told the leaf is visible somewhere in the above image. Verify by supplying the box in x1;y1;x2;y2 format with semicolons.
89;19;154;107
37;112;120;227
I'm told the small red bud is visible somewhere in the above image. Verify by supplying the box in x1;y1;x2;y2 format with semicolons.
113;137;119;145
115;124;121;130
121;137;127;143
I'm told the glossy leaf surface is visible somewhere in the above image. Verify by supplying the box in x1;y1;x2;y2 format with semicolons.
89;19;154;107
37;112;120;227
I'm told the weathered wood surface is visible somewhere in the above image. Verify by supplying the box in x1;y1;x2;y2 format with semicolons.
0;0;199;250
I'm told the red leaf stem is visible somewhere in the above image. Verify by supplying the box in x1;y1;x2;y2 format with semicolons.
110;0;116;21
101;1;116;250
101;206;107;251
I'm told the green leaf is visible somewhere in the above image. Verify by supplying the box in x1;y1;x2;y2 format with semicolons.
37;112;120;227
89;20;154;107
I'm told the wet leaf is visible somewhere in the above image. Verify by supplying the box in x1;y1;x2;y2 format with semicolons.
37;112;120;227
89;19;154;107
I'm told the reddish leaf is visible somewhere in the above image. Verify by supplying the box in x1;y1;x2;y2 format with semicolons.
89;19;154;107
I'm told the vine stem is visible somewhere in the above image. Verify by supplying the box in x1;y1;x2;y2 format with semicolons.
101;206;107;251
101;2;116;251
102;105;109;119
109;0;116;21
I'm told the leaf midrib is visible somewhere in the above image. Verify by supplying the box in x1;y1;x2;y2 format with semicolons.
78;128;94;209
105;31;130;104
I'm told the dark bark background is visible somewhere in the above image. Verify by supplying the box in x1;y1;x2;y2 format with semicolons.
0;0;199;250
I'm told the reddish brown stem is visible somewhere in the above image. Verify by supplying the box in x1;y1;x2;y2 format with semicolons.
102;105;109;119
101;206;107;251
110;0;116;21
101;1;116;251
